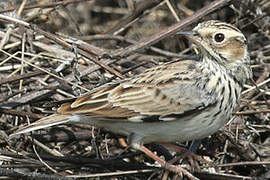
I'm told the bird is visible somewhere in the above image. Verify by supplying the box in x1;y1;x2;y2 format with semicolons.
10;20;252;178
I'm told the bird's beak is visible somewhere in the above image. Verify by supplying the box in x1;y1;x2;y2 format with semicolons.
177;31;200;42
177;31;197;36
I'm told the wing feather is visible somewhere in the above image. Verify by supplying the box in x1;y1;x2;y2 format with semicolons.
57;60;215;122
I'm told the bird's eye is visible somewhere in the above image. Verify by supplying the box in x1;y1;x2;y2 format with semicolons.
214;33;225;43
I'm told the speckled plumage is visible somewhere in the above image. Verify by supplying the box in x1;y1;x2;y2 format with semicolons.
11;20;252;154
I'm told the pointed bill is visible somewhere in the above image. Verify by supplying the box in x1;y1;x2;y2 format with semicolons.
177;30;201;43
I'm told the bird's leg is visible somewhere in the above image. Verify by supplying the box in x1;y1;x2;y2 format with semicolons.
189;140;201;153
128;133;197;179
158;142;211;171
138;145;199;180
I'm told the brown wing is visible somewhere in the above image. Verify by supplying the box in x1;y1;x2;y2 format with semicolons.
57;60;214;121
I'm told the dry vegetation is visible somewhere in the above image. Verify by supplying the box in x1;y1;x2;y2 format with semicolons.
0;0;269;179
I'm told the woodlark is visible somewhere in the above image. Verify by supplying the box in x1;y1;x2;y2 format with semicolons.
10;20;252;177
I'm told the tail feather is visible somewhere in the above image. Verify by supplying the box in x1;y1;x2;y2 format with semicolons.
10;114;71;137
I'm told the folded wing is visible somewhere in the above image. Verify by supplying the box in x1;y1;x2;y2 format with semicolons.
58;60;215;122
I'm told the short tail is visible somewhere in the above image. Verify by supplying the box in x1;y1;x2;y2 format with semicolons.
9;114;71;138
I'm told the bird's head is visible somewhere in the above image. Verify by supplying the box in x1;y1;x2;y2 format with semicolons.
178;20;252;83
179;20;249;67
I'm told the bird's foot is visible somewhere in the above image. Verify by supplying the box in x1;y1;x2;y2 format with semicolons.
139;145;199;180
159;142;212;171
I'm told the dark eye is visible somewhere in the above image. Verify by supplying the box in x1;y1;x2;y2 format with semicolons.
214;33;225;43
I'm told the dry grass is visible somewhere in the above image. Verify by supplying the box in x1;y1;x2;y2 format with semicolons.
0;0;269;179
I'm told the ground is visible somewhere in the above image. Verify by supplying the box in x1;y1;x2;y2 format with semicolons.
0;0;269;179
